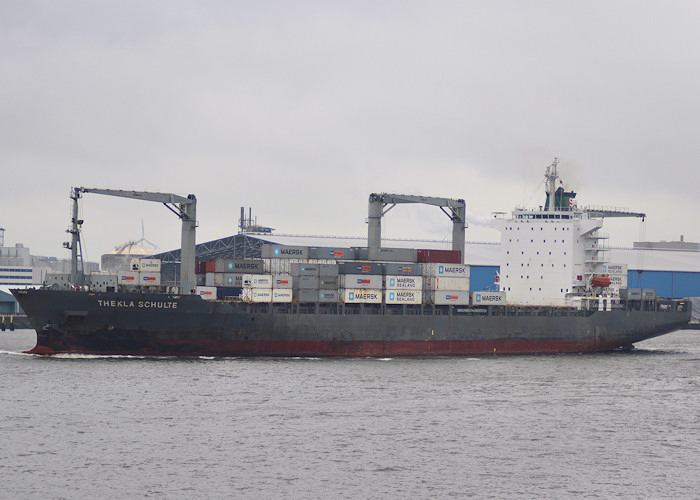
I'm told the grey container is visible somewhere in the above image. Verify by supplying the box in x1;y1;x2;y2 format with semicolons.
318;290;340;303
319;275;339;289
309;247;357;260
375;247;418;263
338;262;384;275
296;276;320;289
290;263;321;276
384;263;423;276
296;288;320;303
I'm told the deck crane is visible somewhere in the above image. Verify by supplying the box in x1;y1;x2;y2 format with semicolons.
67;187;197;294
367;193;466;264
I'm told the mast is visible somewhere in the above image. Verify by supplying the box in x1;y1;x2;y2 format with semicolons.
545;158;559;211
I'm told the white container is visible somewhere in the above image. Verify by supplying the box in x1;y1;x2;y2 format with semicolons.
139;258;161;272
385;276;423;290
243;274;274;288
242;288;273;302
385;290;423;304
119;272;140;284
342;289;382;304
341;274;383;290
273;274;293;289
196;286;217;301
205;272;215;287
140;272;161;286
272;289;293;303
423;263;469;278
425;276;470;291
471;291;506;305
431;291;470;305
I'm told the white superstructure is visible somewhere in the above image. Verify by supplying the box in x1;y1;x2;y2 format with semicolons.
492;159;634;306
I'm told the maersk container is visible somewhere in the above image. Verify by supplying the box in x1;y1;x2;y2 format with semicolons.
471;291;506;305
319;275;339;289
141;273;161;286
273;274;293;289
318;290;340;303
224;273;244;287
309;247;357;260
423;263;470;278
341;274;383;289
131;258;161;272
196;274;206;286
425;276;470;291
430;291;470;305
216;259;265;274
261;244;309;259
242;274;274;288
339;262;384;275
417;249;462;264
290;263;321;276
385;290;423;305
375;247;418;263
342;289;382;304
385;276;423;290
272;289;293;303
384;263;423;276
242;288;273;302
296;276;320;289
196;286;217;301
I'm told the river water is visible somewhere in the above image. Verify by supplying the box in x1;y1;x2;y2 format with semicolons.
1;328;698;499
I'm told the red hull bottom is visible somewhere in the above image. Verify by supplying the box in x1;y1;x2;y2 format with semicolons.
26;338;631;357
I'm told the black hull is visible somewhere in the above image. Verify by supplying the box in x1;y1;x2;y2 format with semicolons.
12;289;691;356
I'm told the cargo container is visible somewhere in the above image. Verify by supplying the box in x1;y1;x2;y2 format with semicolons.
141;273;161;286
385;276;423;290
338;262;384;275
319;263;339;276
295;276;320;289
417;249;462;264
471;291;506;305
425;276;470;291
318;290;340;303
384;263;423;276
423;263;470;277
118;273;140;285
196;286;217;301
319;275;339;289
261;244;309;259
342;289;382;304
224;273;244;287
374;247;418;263
309;247;357;260
385;290;423;304
205;260;216;273
242;274;274;288
215;259;265;274
242;288;273;302
296;288;320;302
217;287;242;300
272;289;293;303
290;263;321;276
430;291;470;305
130;258;161;272
273;274;293;289
341;274;383;289
196;274;206;286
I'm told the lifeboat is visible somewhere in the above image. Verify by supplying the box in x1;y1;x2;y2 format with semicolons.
591;276;612;287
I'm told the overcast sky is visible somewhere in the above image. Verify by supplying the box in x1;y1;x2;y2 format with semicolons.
2;1;699;261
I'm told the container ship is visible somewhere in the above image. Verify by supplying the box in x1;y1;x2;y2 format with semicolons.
12;161;691;356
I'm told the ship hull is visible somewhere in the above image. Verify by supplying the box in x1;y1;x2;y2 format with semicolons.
13;289;691;357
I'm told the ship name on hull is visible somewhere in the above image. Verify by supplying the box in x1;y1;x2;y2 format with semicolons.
98;299;178;309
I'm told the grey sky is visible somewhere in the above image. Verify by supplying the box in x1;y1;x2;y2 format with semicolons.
3;1;699;260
